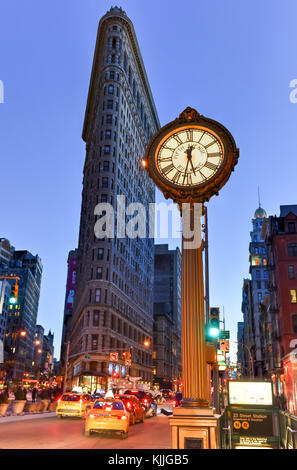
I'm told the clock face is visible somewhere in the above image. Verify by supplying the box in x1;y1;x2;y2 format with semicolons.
156;127;224;188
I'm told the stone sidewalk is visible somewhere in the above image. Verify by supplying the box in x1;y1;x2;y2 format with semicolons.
0;411;56;424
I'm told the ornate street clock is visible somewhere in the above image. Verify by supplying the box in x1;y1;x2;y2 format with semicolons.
143;107;239;204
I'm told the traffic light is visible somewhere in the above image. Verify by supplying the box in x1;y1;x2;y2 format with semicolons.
206;307;220;342
122;351;127;359
9;283;19;304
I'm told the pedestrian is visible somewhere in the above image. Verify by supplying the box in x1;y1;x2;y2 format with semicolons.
32;387;37;403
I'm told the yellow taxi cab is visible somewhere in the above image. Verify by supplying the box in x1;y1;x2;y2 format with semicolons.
84;398;129;439
56;393;92;418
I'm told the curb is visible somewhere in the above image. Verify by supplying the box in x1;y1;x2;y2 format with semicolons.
0;411;56;424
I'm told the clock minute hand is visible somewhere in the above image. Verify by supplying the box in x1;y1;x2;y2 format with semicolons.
189;157;196;176
183;159;190;184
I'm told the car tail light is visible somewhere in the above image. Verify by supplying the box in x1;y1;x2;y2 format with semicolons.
143;398;148;404
89;414;95;419
126;401;131;408
173;400;177;408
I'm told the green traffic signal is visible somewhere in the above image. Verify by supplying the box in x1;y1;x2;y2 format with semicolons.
205;323;220;341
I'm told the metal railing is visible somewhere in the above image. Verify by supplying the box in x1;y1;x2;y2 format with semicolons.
221;425;232;449
285;426;297;449
279;411;297;449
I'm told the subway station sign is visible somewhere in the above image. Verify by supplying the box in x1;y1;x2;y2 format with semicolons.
226;380;279;449
232;410;273;436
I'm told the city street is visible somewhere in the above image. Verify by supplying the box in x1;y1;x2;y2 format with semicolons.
0;412;171;449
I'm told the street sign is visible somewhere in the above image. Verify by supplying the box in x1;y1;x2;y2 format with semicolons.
110;352;119;361
220;339;230;352
219;330;230;339
84;355;90;360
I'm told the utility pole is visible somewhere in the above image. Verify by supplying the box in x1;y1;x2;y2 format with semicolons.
204;206;210;323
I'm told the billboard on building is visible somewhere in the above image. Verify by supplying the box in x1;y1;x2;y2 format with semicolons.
66;257;77;309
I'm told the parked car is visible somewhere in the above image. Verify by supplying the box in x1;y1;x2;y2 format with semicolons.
123;390;157;417
172;392;183;407
84;398;129;439
56;393;92;418
119;395;145;424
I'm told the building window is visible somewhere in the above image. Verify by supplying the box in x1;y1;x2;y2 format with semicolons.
109;71;115;80
98;249;104;260
102;177;109;188
101;194;108;203
96;267;103;280
107;100;113;109
105;129;112;139
257;292;263;302
103;161;109;171
108;85;114;95
288;265;295;280
290;289;297;303
95;289;101;303
288;244;297;257
104;145;111;155
288;222;296;233
292;315;297;334
252;256;261;266
91;335;98;350
93;311;100;327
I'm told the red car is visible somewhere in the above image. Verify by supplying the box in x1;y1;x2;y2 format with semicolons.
123;390;157;417
119;395;145;424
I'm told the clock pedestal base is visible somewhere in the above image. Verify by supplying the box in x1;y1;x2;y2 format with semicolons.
169;407;220;449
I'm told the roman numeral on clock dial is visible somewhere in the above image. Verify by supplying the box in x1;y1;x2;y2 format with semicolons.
172;134;183;145
205;140;216;149
204;161;218;171
172;171;182;184
186;129;193;141
183;173;192;185
208;152;221;158
159;156;172;163
162;163;175;175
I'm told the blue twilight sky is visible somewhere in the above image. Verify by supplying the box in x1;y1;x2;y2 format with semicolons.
1;0;297;361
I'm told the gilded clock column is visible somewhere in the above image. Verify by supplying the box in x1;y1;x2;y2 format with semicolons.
181;204;208;407
144;107;239;449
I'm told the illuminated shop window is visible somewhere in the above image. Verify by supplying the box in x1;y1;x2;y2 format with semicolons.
290;289;297;303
